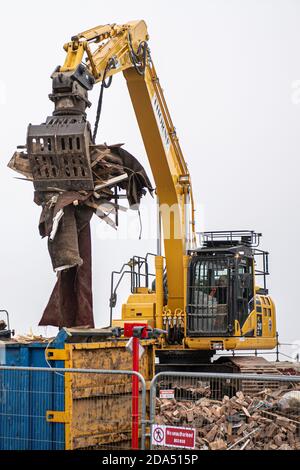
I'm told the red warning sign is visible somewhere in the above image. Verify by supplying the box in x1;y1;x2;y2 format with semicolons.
165;426;195;448
152;424;195;449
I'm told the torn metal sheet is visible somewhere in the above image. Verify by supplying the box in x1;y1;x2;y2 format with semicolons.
39;218;94;328
7;151;32;179
8;68;153;329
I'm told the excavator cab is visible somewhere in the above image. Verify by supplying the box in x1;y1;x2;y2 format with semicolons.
186;231;270;339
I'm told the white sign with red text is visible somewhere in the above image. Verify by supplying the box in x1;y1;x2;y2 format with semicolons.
159;389;175;399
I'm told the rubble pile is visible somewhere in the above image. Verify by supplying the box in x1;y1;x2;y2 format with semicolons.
156;386;300;450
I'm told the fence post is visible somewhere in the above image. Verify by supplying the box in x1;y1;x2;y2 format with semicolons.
276;331;280;362
132;336;140;450
149;372;163;450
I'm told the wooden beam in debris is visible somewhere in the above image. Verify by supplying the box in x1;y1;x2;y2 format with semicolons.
94;174;128;191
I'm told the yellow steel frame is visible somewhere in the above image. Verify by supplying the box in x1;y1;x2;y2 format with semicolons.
46;344;73;449
64;344;73;450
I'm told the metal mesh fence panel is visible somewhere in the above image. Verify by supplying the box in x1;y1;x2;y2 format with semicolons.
0;367;64;450
150;372;300;450
69;370;144;450
0;366;146;450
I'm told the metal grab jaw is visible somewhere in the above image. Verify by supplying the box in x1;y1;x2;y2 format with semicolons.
26;65;95;192
27;118;94;192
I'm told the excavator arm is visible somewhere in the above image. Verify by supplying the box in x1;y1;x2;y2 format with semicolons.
59;20;196;314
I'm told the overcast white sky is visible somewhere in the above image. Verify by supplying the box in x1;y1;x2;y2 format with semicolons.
0;0;299;356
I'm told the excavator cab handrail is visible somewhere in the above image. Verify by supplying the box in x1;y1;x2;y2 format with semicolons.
109;253;158;325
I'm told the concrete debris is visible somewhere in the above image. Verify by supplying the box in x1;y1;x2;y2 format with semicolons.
156;386;300;450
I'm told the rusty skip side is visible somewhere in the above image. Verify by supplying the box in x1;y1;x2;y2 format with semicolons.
69;342;154;449
51;333;155;450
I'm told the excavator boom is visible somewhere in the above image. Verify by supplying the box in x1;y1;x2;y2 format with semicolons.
59;20;196;314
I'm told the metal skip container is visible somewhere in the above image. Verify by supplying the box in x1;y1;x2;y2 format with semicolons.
0;328;155;450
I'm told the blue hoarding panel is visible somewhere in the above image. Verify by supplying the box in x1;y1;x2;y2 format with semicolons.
0;342;65;450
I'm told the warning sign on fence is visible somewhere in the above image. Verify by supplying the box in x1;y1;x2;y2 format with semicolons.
159;389;175;399
151;424;196;449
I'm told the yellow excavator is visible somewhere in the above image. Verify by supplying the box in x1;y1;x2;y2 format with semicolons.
30;20;278;373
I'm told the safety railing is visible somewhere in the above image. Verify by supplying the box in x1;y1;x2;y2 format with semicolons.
0;366;146;450
149;371;300;450
109;253;157;325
